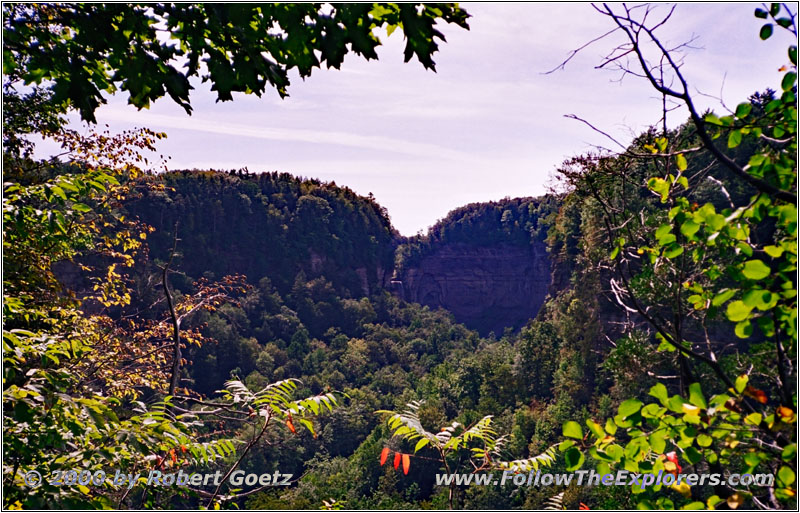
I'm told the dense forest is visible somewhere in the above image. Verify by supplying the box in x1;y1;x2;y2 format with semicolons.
3;3;797;511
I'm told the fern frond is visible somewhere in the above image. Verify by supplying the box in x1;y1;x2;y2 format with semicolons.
496;445;558;472
544;491;565;510
378;400;442;449
252;378;300;406
445;415;496;450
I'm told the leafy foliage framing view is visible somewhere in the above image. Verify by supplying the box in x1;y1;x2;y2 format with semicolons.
2;2;797;511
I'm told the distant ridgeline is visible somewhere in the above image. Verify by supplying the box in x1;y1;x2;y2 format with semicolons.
127;170;398;299
127;171;561;335
392;197;561;335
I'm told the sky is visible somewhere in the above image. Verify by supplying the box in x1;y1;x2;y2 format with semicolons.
35;3;793;235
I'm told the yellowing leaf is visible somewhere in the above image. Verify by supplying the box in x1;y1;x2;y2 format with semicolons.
777;406;796;422
681;403;700;415
726;493;744;509
675;153;687;171
671;482;691;498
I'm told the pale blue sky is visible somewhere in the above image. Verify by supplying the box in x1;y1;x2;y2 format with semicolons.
37;3;794;235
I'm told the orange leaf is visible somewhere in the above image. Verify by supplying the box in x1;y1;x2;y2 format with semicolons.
286;418;296;434
380;447;390;466
579;503;590;510
778;406;795;421
393;452;401;470
727;492;744;509
402;454;411;475
745;386;768;404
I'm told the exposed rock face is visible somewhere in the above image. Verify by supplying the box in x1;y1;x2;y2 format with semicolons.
396;242;551;335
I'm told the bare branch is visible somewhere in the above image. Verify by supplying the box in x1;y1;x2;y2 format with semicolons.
597;2;797;204
543;27;621;74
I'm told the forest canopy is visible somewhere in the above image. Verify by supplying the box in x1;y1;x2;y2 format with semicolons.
2;2;796;511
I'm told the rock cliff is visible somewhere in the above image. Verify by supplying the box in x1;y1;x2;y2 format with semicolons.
394;242;552;335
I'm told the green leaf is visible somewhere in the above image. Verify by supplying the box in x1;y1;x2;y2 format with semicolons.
735;102;752;119
586;419;605;438
755;7;768;18
51;185;67;201
664;243;684;259
650;430;667;453
789;45;797;65
735;320;753;338
563;420;583;439
742;259;770;280
764;245;784;258
657;333;676;352
619;399;643;418
675;153;687;171
649;383;669;403
564;447;585;471
736;242;753;257
559;440;576;451
683;446;702;465
605;444;623;461
778;466;796;487
688;383;707;409
760;23;773;40
743;289;776;310
727;129;742;148
726;300;753;322
680;220;700;239
655;223;672;242
735;374;749;394
414;438;429;452
778;17;794;28
712;289;737;307
781;72;797;92
782;444;796;462
299;418;315;434
745;412;762;426
648;177;671;202
696;434;713;447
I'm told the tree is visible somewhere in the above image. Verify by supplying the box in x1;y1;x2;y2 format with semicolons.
1;93;344;510
2;3;470;122
377;400;557;509
554;3;796;509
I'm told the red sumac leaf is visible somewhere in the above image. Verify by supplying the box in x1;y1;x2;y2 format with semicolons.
380;447;390;466
393;452;401;470
402;454;411;475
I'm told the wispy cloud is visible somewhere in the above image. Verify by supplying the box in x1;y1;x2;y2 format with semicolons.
97;107;473;162
39;3;787;235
